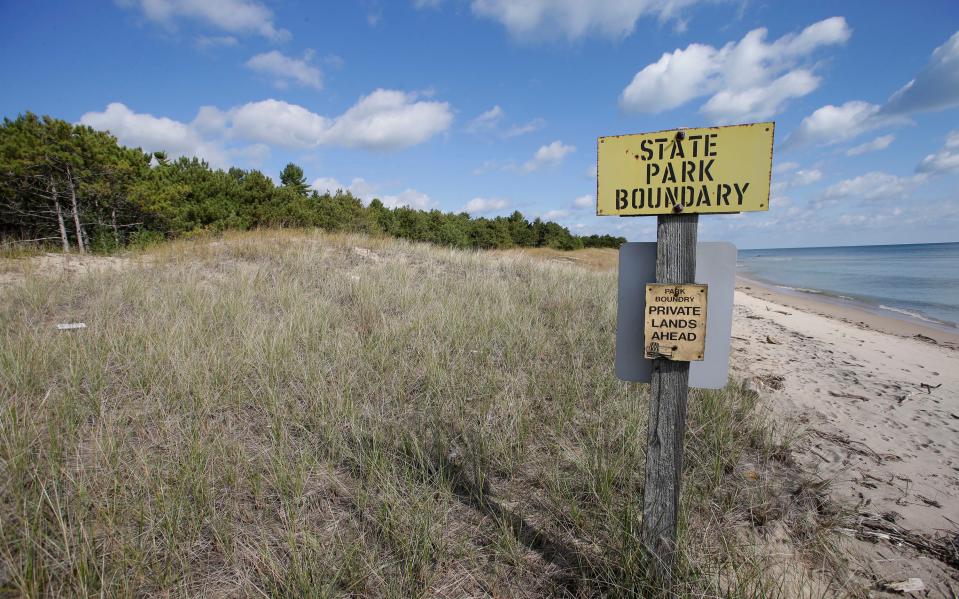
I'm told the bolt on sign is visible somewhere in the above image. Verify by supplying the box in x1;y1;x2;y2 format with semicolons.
644;283;707;361
596;122;774;216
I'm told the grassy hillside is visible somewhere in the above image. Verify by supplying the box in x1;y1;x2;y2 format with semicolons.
0;231;842;597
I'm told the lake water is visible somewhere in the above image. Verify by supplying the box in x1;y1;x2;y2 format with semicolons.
737;242;959;329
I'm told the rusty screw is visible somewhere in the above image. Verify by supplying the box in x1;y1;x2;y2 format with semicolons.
675;130;686;141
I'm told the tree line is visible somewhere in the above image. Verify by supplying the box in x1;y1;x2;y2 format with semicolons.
0;113;626;253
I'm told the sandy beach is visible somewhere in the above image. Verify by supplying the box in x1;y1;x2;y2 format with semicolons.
732;277;959;594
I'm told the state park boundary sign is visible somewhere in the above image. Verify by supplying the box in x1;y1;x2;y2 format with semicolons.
597;122;774;216
599;120;774;581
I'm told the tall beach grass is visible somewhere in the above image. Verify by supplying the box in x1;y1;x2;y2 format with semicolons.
0;230;845;597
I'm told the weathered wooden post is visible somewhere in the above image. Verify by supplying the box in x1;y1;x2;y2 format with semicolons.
597;122;774;587
641;212;697;581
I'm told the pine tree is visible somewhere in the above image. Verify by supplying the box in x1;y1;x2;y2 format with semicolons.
279;163;309;196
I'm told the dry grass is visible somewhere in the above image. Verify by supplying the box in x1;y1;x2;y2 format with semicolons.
0;230;846;597
495;247;619;272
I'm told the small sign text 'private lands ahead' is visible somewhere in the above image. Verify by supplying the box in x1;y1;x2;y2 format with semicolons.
644;284;707;361
597;122;774;215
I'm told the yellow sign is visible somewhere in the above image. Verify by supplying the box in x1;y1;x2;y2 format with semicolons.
597;122;774;216
644;283;707;361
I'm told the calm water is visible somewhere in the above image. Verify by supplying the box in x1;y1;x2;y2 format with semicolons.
738;242;959;328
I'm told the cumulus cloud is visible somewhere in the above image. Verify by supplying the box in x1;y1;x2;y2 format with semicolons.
620;17;851;123
542;209;570;220
380;189;436;210
320;89;453;150
79;102;229;166
468;0;709;41
788;30;959;148
783;101;906;148
883;31;959;115
572;194;593;209
620;43;717;113
311;176;435;209
228;100;330;148
916;130;959;175
700;69;819;123
245;50;323;90
522;141;575;172
463;197;510;213
846;134;895;156
80;90;453;168
121;0;289;40
311;177;348;194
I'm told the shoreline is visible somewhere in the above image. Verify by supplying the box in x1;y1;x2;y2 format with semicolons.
736;274;959;347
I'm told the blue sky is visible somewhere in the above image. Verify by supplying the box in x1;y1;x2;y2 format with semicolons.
2;1;958;248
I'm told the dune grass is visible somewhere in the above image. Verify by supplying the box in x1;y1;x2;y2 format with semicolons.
0;230;845;597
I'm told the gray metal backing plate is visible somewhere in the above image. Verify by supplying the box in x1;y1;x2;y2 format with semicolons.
615;242;736;389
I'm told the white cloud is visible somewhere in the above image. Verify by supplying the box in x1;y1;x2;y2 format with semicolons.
122;0;289;40
467;105;504;133
572;194;593;209
620;17;851;123
472;160;501;175
81;89;453;170
771;163;822;194
463;197;510;213
846;134;895;156
196;35;238;48
192;105;229;135
381;189;435;210
228;100;330;148
468;0;709;41
792;169;823;186
883;31;959;115
773;161;799;174
467;106;544;138
542;209;570;220
312;176;376;199
503;118;545;138
784;101;906;148
229;143;270;167
196;91;452;152
347;177;379;200
245;50;323;90
822;171;926;202
311;177;347;194
620;43;717;113
788;30;959;149
916;130;959;175
320;89;454;150
79;102;228;166
700;69;819;123
311;176;435;209
522;140;575;172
